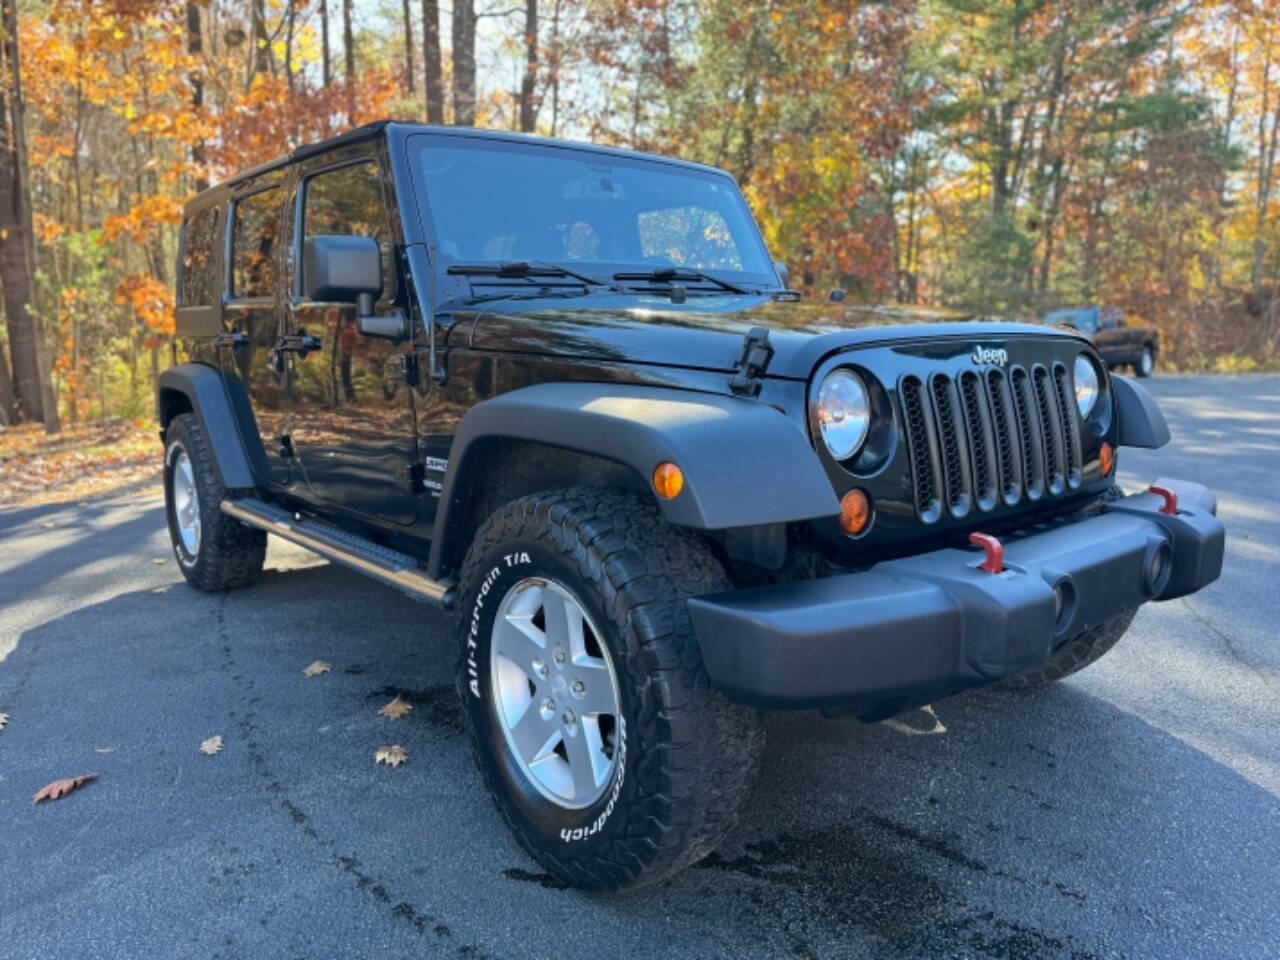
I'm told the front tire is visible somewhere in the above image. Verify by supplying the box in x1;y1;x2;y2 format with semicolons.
164;413;266;592
454;488;762;890
1001;609;1137;688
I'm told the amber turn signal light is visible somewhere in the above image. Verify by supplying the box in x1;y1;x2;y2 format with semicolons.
653;461;684;500
1099;441;1114;477
839;488;871;535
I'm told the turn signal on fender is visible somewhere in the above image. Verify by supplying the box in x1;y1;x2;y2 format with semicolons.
839;489;871;535
1099;441;1115;477
653;461;684;499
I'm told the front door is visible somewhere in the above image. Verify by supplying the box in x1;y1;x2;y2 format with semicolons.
285;156;419;525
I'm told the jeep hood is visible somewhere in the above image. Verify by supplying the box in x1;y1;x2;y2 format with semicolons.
449;294;1079;381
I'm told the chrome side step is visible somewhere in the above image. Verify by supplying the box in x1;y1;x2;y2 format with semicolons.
221;497;455;608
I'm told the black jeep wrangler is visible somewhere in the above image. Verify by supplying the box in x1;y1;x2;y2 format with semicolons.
159;121;1224;890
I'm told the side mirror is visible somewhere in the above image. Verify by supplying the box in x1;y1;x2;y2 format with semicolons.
773;260;789;287
304;235;382;314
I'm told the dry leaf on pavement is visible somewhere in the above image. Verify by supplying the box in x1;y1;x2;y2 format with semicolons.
152;557;166;565
199;735;223;755
151;586;170;594
0;712;8;731
303;660;332;677
378;696;413;719
40;521;54;529
375;745;409;767
33;773;97;805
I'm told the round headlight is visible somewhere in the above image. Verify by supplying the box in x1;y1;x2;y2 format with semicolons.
816;369;870;460
1073;354;1099;417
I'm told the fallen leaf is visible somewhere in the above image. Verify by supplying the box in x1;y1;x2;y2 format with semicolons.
199;735;223;756
303;660;332;677
33;773;97;805
152;557;166;565
40;521;54;529
378;696;413;719
0;712;8;731
151;585;170;594
375;744;409;767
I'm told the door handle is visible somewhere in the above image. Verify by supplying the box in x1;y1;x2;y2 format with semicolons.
270;329;322;372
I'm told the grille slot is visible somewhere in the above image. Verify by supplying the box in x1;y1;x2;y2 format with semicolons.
1033;365;1065;495
900;376;942;523
1053;363;1083;489
959;371;998;512
1009;365;1046;501
930;374;972;518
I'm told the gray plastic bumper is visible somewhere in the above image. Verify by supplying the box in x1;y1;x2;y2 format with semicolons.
689;478;1224;718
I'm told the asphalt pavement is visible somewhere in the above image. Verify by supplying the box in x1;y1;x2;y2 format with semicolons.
1;374;1277;960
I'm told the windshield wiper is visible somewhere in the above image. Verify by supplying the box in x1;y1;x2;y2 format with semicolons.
613;267;750;295
448;260;620;292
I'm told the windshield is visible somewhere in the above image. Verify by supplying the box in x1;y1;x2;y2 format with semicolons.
409;134;777;289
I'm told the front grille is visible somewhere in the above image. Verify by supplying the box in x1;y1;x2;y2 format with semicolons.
901;363;1084;523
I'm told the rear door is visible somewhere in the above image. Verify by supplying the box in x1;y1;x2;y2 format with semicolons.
284;153;420;525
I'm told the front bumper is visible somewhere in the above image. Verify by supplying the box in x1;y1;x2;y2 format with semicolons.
689;478;1224;719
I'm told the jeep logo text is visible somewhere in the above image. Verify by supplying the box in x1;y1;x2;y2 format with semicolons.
971;345;1008;366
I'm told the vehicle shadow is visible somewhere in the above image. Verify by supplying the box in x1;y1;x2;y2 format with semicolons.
2;560;1276;960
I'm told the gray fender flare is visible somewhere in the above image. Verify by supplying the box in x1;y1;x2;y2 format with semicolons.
1112;374;1170;449
157;363;264;490
427;382;839;577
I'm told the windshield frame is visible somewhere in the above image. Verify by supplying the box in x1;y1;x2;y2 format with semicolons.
403;131;780;302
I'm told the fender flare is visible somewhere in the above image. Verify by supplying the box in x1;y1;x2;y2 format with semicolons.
1112;374;1170;449
157;363;265;490
427;382;839;578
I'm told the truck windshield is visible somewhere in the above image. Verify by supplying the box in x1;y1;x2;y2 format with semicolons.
410;135;777;290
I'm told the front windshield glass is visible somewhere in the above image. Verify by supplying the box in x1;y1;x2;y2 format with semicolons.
411;135;776;287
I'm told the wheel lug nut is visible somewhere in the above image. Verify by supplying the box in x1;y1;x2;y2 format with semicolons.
562;709;575;726
554;649;566;665
543;698;555;713
572;679;585;695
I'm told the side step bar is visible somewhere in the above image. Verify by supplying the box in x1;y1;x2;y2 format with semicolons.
221;497;455;608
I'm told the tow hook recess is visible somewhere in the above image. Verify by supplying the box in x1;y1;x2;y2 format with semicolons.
969;532;1004;574
1149;484;1178;515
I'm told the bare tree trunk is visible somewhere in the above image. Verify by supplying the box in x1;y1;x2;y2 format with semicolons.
401;0;414;93
285;0;297;95
1252;49;1280;306
250;0;272;80
0;0;56;432
451;0;476;125
187;0;208;191
0;337;15;425
548;0;561;136
321;0;331;87
422;0;444;123
343;0;354;78
519;0;537;132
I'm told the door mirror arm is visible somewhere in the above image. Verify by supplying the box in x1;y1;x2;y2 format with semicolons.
356;310;409;341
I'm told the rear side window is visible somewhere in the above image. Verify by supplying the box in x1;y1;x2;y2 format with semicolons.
231;188;282;298
180;206;219;306
303;160;391;297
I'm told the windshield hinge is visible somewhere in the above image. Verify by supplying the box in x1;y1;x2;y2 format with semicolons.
729;326;774;397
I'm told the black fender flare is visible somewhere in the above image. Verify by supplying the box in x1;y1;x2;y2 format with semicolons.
157;363;265;490
1112;374;1170;449
427;382;839;578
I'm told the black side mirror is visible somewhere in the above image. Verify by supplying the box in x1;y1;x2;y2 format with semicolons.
304;235;382;314
773;260;789;288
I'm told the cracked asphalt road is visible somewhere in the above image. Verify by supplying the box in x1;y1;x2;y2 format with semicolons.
1;374;1277;960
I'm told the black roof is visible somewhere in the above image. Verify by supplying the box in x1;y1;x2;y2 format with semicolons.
193;119;730;206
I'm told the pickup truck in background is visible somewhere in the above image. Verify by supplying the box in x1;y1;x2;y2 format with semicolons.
1043;306;1159;377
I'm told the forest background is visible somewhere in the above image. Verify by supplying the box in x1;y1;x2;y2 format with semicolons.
2;0;1279;442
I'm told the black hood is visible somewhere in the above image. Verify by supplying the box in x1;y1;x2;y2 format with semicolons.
448;294;1081;381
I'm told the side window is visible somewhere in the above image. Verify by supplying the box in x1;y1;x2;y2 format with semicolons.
180;206;219;306
231;187;282;298
638;206;743;271
303;160;391;298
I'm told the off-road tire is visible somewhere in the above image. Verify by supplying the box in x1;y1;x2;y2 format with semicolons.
1136;346;1155;378
164;413;266;592
1001;609;1138;688
454;488;763;891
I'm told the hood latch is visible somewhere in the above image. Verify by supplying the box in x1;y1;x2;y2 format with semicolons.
729;326;774;397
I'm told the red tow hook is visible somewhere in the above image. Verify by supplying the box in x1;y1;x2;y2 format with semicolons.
1149;484;1178;515
969;532;1004;574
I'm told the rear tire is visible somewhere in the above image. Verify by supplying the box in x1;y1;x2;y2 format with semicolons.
1136;346;1155;378
1001;609;1137;688
454;488;762;890
164;413;266;592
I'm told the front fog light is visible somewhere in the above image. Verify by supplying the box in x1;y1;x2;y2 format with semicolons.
1074;355;1099;416
816;368;870;460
